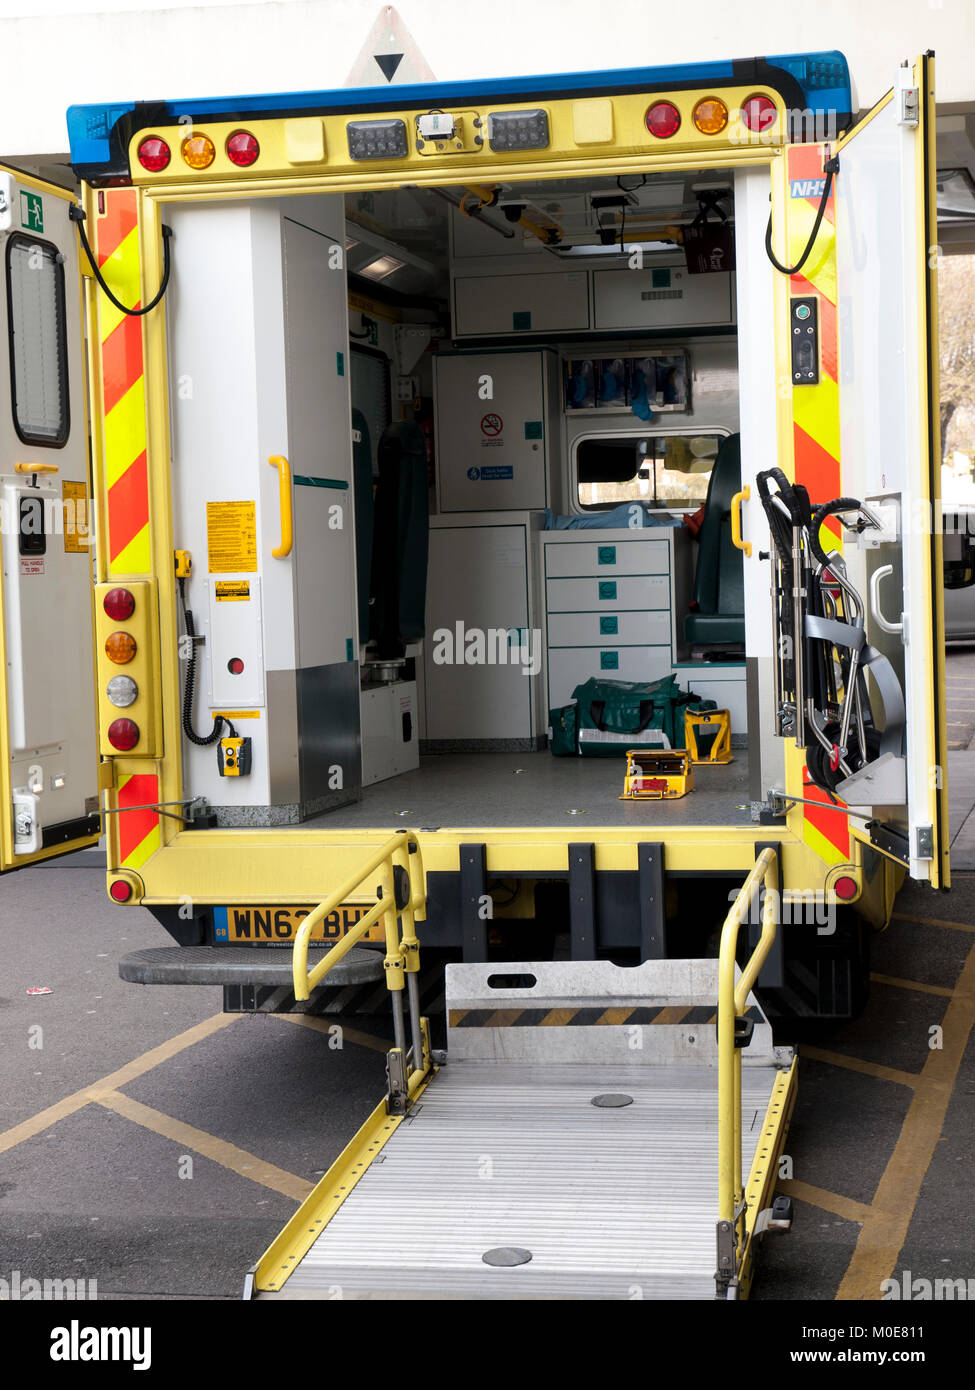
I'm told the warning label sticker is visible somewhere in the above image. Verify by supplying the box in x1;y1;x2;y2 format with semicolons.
62;480;90;553
214;580;251;602
206;501;258;574
20;558;44;576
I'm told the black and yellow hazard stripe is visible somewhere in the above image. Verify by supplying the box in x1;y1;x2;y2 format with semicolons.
449;1005;762;1028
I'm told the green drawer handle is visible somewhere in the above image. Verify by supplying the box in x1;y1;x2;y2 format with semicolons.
600;616;619;635
598;581;617;601
600;651;620;670
598;545;617;565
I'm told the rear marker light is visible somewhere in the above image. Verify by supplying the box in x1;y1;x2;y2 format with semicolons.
226;130;260;167
181;134;216;170
110;879;133;903
137;136;171;172
645;102;681;139
103;587;135;621
105;631;137;665
108;718;140;751
834;875;858;901
347;119;408;161
741;94;777;134
693;97;729;135
228;657;245;675
107;674;138;708
486;109;550;152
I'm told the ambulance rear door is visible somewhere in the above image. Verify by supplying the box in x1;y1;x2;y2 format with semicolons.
0;166;100;869
832;54;949;884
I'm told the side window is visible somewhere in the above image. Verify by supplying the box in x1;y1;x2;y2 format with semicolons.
576;432;724;510
5;233;70;447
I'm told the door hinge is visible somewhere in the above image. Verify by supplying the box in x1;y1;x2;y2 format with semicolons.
898;86;920;127
914;825;934;860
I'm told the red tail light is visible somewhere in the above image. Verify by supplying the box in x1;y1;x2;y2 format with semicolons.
137;136;171;172
110;879;133;903
645;102;681;139
108;718;140;751
833;875;858;901
742;95;777;133
226;130;260;167
103;587;136;621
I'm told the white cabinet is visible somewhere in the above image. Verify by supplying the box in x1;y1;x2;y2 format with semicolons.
360;681;419;786
423;515;545;748
540;528;747;734
593;264;735;331
434;349;561;513
453;270;590;337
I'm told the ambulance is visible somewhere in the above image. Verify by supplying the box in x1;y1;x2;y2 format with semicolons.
0;49;954;1296
2;47;947;1005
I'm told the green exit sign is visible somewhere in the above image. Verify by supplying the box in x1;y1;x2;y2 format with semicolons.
20;191;43;232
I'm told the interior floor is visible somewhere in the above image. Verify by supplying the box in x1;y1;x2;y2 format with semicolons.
303;749;753;829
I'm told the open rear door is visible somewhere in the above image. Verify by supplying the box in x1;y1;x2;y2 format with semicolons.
0;166;100;869
832;54;948;885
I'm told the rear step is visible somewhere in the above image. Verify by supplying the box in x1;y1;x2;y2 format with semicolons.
119;944;384;987
249;954;797;1301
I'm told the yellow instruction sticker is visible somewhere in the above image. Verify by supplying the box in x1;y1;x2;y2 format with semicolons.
62;480;90;553
214;580;251;601
212;710;261;720
206;501;257;573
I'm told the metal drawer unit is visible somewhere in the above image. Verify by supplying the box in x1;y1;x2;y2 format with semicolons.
542;532;677;711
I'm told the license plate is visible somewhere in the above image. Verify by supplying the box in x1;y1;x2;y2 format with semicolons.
213;903;382;944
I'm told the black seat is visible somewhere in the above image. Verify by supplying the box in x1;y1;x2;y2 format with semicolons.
683;433;745;648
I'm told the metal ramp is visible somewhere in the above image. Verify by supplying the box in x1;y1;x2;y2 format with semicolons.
248;845;797;1301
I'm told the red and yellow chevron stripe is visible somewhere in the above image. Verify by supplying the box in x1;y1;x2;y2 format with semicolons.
94;190;151;576
786;146;850;865
116;772;161;871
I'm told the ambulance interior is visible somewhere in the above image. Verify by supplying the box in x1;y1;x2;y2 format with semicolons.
166;165;771;829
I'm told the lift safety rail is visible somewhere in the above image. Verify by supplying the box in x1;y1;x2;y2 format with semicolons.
292;829;431;1112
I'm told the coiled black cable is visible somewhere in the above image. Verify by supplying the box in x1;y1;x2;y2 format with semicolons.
70;205;173;317
765;156;839;277
177;577;235;745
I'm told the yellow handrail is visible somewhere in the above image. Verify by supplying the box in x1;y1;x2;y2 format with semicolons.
717;846;779;1242
730;485;751;557
268;455;293;558
292;830;425;1000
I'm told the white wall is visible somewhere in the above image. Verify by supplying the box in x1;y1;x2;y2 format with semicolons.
1;0;974;162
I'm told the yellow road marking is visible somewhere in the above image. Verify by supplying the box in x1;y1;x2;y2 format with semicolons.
870;972;954;998
836;939;975;1301
801;1045;918;1088
0;1013;239;1157
892;912;975;934
90;1090;312;1201
777;1179;871;1225
271;1013;390;1053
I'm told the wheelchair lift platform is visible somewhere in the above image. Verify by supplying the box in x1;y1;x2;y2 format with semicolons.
248;957;797;1301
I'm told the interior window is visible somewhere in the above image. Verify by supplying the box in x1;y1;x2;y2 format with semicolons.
576;433;723;510
5;234;70;447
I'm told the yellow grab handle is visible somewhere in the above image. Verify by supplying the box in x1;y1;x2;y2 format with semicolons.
268;455;293;558
15;462;58;474
731;485;751;558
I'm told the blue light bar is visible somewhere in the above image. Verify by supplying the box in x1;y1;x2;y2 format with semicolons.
66;50;853;180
